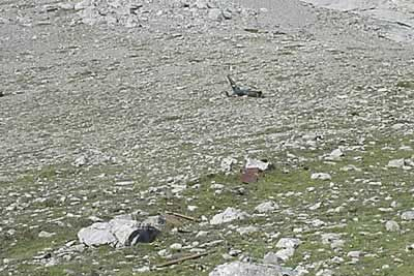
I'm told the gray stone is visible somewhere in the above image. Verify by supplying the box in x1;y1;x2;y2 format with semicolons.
402;211;414;220
385;220;400;232
38;231;56;238
255;201;279;213
209;261;296;276
208;8;223;21
321;233;344;250
311;173;331;181
73;155;88;167
236;226;258;235
347;251;363;259
275;248;295;262
276;238;301;249
308;202;322;211
222;9;232;20
194;0;208;9
263;252;280;265
220;157;237;172
324;148;344;161
316;269;334;276
170;243;182;250
210;207;248;225
387;158;405;168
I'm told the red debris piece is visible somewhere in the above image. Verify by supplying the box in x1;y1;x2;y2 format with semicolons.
241;168;261;183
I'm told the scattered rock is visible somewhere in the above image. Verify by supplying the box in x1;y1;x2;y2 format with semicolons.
236;226;258;235
276;238;301;249
170;243;182;250
263;252;280;265
324;148;344;161
255;201;279;213
274;248;295;262
308;202;322;211
38;231;56;238
209;261;296;276
221;157;237;173
311;173;331;181
321;233;344;250
73;155;88;167
316;269;334;276
385;220;400;232
210;207;248;225
387;158;405;168
208;8;223;21
347;251;363;259
401;211;414;220
222;9;232;20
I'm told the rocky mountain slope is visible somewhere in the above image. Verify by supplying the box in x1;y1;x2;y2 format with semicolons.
1;0;414;275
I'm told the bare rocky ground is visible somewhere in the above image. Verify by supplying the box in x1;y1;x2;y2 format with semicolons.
1;0;414;275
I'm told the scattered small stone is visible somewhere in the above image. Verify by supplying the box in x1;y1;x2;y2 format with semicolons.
340;165;361;172
196;231;208;238
209;261;296;276
324;148;344;161
263;252;280;265
222;9;232;20
387;158;405;168
347;251;363;259
210;207;248;225
316;269;334;276
255;201;279;213
321;233;344;250
221;157;237;172
73;155;88;167
115;180;134;186
385;220;400;232
229;249;242;257
208;8;223;21
311;173;331;181
401;211;414;220
134;266;150;273
276;238;301;249
308;202;322;211
170;243;182;250
236;226;258;235
274;248;295;262
158;249;171;258
38;231;56;238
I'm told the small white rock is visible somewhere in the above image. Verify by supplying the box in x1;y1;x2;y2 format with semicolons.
170;243;182;250
402;211;414;220
385;220;400;232
387;159;405;168
38;231;56;238
210;207;248;225
254;201;279;213
311;173;331;181
276;238;301;249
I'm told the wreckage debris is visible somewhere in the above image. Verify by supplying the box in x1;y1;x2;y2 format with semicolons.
225;75;263;98
78;216;164;247
241;158;273;183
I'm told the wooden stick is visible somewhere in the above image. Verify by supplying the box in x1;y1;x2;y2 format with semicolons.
156;251;213;268
166;211;199;222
